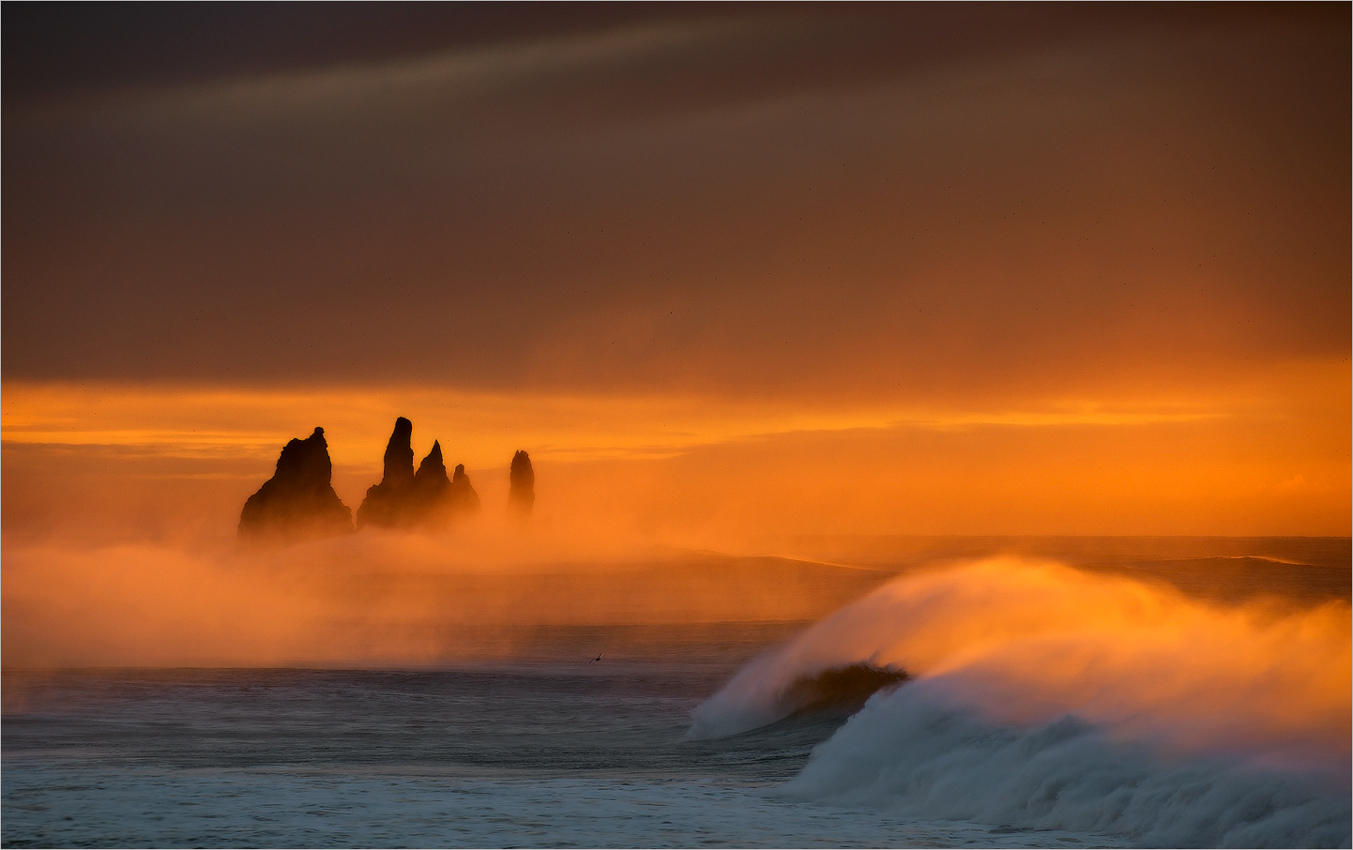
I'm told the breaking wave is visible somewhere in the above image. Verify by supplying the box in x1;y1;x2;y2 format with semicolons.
780;663;910;717
784;684;1350;847
690;558;1351;847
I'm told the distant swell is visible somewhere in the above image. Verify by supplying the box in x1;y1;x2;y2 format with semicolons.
689;557;1351;847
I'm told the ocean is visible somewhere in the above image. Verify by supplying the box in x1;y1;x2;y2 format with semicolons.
3;538;1350;848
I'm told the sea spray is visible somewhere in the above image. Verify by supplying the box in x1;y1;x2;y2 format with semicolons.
782;683;1351;847
690;558;1351;846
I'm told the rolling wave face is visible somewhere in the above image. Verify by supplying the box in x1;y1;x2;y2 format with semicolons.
780;664;910;717
783;683;1351;848
689;558;1351;845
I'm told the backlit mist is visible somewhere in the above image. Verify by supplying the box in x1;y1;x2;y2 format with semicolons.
4;8;1350;845
3;4;1348;664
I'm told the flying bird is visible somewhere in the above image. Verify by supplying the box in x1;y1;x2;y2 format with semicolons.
590;653;603;663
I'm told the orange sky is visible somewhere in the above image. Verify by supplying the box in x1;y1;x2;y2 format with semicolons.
3;351;1347;544
2;5;1349;544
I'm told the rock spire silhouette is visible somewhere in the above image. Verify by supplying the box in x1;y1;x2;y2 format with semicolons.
509;450;535;518
450;463;481;514
413;440;449;499
358;418;478;528
239;427;353;542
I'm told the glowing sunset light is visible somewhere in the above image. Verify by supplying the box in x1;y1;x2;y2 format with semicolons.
2;5;1348;845
0;378;1297;460
4;350;1346;541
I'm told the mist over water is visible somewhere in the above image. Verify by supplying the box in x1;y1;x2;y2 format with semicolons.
3;3;1348;844
0;526;898;668
4;536;1348;847
689;557;1351;847
2;435;1348;846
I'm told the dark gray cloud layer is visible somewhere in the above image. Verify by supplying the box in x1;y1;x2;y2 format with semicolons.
4;5;1347;400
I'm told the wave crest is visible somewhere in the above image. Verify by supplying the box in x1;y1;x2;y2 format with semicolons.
784;683;1351;847
689;558;1351;845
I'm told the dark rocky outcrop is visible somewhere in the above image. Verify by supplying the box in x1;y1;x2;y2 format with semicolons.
239;427;353;542
413;440;450;502
509;450;534;518
356;417;417;528
449;463;481;514
357;418;477;528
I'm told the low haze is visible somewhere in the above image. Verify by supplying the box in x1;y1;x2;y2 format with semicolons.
3;7;1348;845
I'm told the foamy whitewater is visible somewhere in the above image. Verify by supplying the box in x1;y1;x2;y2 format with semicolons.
692;559;1351;848
4;555;1350;847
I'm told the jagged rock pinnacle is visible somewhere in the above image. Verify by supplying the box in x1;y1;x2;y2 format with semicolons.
450;462;481;513
239;427;353;543
509;450;535;518
382;416;415;488
358;420;478;529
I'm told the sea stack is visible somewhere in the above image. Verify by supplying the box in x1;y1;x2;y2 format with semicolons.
239;427;353;542
509;450;535;518
357;417;417;528
357;418;478;528
413;440;451;503
449;463;481;514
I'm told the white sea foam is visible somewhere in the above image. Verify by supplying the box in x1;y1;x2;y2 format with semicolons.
783;682;1350;847
690;558;1352;847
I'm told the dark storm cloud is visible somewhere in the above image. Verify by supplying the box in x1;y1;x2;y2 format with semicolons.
3;3;1348;400
5;3;1286;105
2;2;731;104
